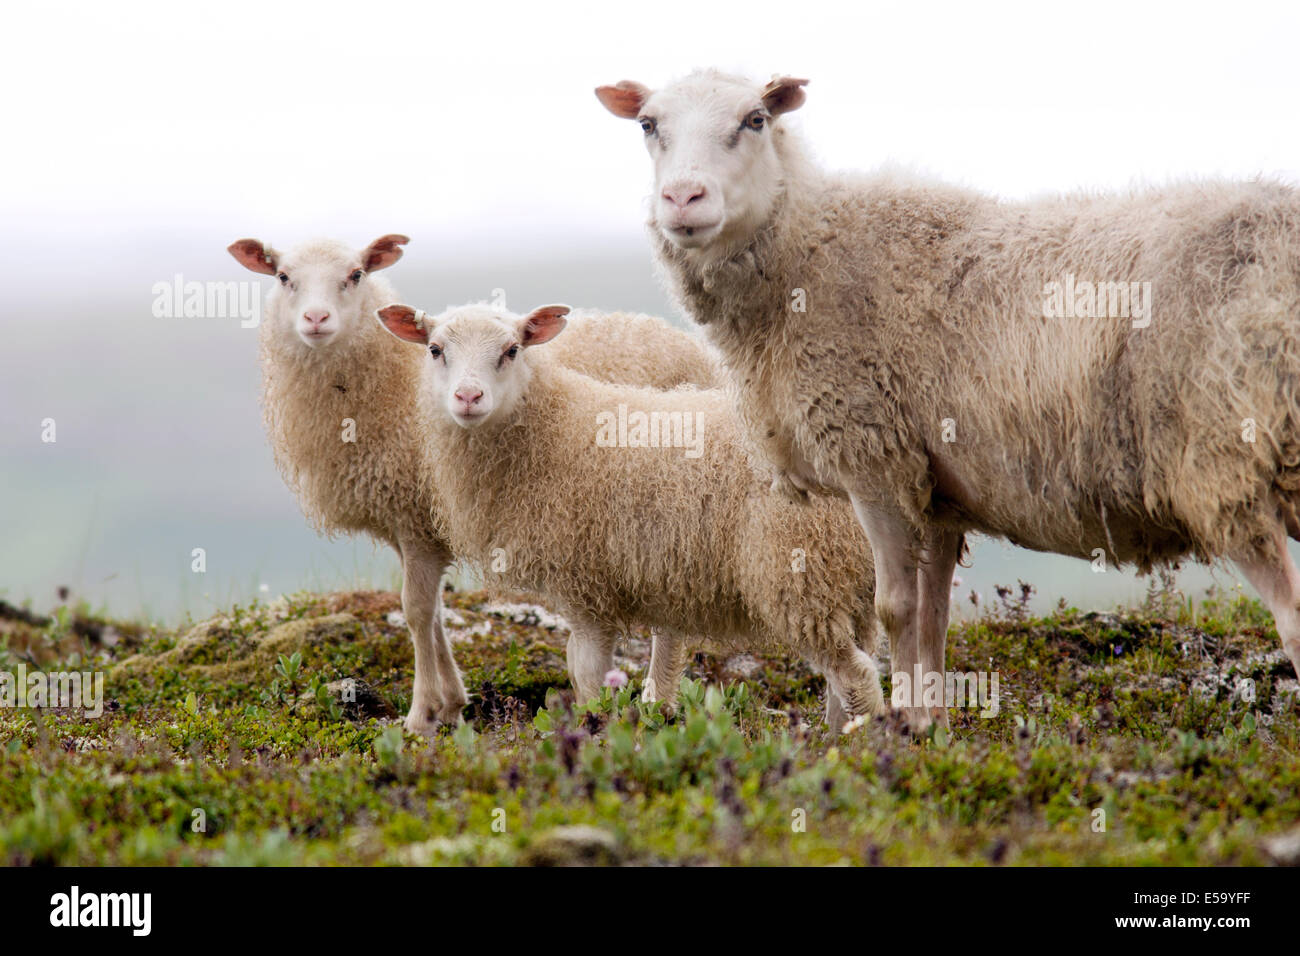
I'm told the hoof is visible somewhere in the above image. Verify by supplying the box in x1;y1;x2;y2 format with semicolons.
436;697;468;725
891;705;946;736
403;708;442;737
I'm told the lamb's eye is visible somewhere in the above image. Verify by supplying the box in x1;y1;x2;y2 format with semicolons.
743;111;766;131
639;116;657;136
350;270;364;284
277;272;289;285
505;345;519;360
428;344;443;359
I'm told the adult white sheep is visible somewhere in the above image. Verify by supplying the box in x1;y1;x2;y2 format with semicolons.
375;301;885;724
597;70;1300;729
227;235;721;734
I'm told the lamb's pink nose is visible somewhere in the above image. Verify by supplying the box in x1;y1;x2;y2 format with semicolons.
662;182;706;208
303;310;330;328
455;387;483;407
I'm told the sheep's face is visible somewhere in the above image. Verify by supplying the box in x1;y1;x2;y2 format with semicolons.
376;304;569;428
597;71;807;253
228;234;408;348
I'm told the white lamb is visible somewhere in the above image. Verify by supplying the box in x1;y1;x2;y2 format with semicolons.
228;235;720;733
374;300;884;724
597;70;1300;729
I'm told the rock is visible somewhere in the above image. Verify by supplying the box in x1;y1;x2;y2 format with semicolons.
114;613;362;681
480;602;569;632
449;620;492;643
0;600;51;627
521;825;621;866
721;654;763;681
1262;826;1300;866
298;678;395;721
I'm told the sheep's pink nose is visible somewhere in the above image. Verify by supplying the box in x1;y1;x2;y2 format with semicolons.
455;387;483;407
303;310;330;328
662;182;706;208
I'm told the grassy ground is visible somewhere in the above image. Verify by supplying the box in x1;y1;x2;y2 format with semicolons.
1;582;1298;866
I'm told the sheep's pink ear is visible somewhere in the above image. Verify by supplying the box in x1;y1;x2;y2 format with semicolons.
761;76;808;116
363;234;410;272
519;305;570;347
376;304;428;343
595;81;651;119
228;238;277;275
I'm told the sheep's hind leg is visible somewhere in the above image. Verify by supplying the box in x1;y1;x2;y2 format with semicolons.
645;627;690;715
1235;525;1300;682
824;678;848;733
915;526;962;730
850;496;928;732
565;613;617;708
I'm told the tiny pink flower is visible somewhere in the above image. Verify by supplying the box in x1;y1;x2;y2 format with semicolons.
604;669;628;689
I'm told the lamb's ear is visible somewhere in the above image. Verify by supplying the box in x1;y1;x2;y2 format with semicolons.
228;238;278;275
595;81;651;119
519;305;570;347
376;304;429;344
362;234;410;272
761;76;808;116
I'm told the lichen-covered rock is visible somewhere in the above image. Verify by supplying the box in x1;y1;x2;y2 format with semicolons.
521;825;622;867
297;678;396;721
114;613;363;682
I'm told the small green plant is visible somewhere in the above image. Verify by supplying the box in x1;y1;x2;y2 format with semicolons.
373;725;404;769
306;674;344;722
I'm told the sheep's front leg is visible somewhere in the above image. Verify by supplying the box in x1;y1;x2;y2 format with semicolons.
915;526;962;730
565;613;616;708
645;627;691;715
1235;525;1300;680
400;541;468;733
849;496;929;732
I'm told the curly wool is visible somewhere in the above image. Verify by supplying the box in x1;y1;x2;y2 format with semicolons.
654;137;1300;570
421;352;878;664
261;288;720;553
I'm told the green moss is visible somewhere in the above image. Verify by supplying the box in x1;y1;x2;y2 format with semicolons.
0;586;1296;865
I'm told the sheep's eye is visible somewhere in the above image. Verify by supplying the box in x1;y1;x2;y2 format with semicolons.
350;270;364;284
428;344;443;359
743;111;766;132
277;272;289;285
639;116;657;136
505;345;519;360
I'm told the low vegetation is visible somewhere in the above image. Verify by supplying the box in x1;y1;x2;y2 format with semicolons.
1;581;1297;865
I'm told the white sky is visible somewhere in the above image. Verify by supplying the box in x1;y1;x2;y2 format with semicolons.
2;0;1297;616
3;0;1298;262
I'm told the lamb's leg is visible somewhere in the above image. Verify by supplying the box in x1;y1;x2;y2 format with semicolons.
645;627;690;715
915;526;962;730
1235;526;1300;679
565;613;616;708
824;675;848;732
850;496;928;732
812;640;885;727
400;542;468;733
